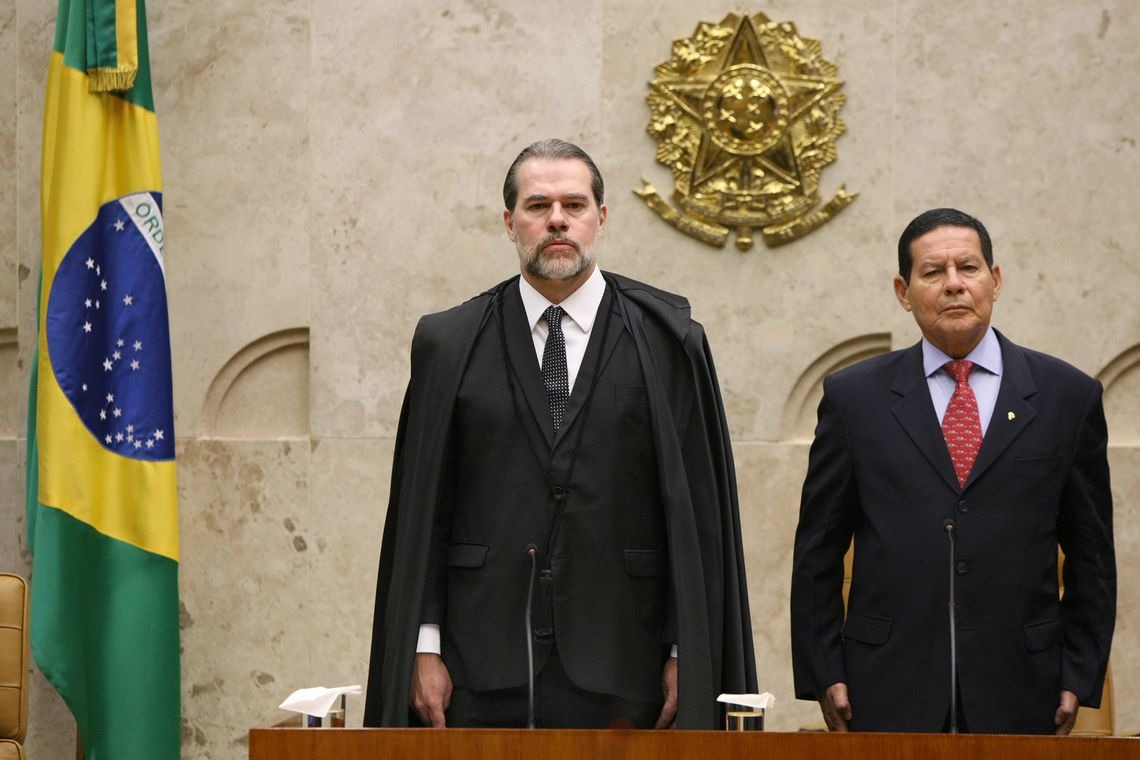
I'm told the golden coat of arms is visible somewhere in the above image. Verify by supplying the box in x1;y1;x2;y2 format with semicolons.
636;12;856;250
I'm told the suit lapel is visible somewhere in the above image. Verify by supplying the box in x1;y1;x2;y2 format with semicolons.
502;285;556;449
965;334;1037;489
890;343;961;493
558;287;621;442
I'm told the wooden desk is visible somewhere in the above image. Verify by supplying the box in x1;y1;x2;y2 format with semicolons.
249;727;1140;760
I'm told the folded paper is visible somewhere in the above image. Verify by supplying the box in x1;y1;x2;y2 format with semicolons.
279;684;362;718
717;692;775;710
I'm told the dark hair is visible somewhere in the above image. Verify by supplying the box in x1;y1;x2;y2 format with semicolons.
502;138;605;212
897;208;994;281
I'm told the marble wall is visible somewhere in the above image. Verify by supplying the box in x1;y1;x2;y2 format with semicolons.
1;1;1138;757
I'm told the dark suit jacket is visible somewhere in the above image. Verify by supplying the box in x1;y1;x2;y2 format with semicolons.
790;331;1115;733
424;283;673;701
365;272;756;727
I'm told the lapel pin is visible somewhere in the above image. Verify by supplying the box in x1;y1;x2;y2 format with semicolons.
1007;411;1016;421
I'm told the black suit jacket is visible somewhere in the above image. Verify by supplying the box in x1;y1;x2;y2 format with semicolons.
790;331;1115;733
365;272;756;727
423;283;673;700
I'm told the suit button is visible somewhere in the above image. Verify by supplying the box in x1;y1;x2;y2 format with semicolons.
956;561;968;575
957;500;968;513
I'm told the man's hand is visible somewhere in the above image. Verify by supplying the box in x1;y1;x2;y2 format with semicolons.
1055;689;1080;736
410;653;452;728
819;682;852;732
654;658;679;728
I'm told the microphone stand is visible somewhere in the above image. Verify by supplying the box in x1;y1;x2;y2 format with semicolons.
525;545;538;728
944;520;958;734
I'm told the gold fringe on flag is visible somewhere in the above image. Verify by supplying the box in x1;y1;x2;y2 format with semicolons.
87;65;137;93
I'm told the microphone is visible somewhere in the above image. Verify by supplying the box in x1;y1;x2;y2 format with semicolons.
943;519;958;734
524;544;538;729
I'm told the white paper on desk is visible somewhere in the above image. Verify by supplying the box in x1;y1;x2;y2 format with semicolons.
717;692;775;710
279;685;362;718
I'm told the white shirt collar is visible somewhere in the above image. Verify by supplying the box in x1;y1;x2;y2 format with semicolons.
518;266;605;333
922;326;1003;377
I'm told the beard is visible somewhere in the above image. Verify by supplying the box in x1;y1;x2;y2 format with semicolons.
516;233;599;281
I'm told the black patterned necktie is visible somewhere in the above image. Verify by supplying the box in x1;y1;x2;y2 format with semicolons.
541;305;569;433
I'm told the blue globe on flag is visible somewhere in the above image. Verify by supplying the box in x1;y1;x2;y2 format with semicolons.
45;191;175;462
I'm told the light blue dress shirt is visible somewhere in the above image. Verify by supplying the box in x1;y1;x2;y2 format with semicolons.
921;326;1004;435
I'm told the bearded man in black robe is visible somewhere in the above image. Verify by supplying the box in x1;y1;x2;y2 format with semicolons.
364;138;756;729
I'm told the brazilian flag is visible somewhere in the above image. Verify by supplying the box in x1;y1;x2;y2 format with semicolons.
26;1;180;758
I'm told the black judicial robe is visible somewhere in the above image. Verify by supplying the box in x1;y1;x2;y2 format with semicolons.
363;272;756;728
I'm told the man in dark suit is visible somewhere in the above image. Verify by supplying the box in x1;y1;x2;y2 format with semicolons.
364;139;756;729
790;208;1115;734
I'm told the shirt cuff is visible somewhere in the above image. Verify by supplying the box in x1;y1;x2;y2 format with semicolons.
417;624;441;654
670;644;678;659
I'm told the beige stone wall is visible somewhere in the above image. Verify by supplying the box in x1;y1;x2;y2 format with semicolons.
1;1;1138;756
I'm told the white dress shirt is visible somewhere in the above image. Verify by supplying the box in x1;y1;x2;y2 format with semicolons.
518;265;606;394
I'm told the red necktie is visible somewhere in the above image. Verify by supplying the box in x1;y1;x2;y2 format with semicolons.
942;360;982;489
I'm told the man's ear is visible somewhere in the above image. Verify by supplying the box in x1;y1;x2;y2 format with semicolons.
893;275;913;312
503;209;516;242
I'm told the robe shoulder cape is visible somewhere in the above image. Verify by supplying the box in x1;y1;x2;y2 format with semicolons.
363;272;757;728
